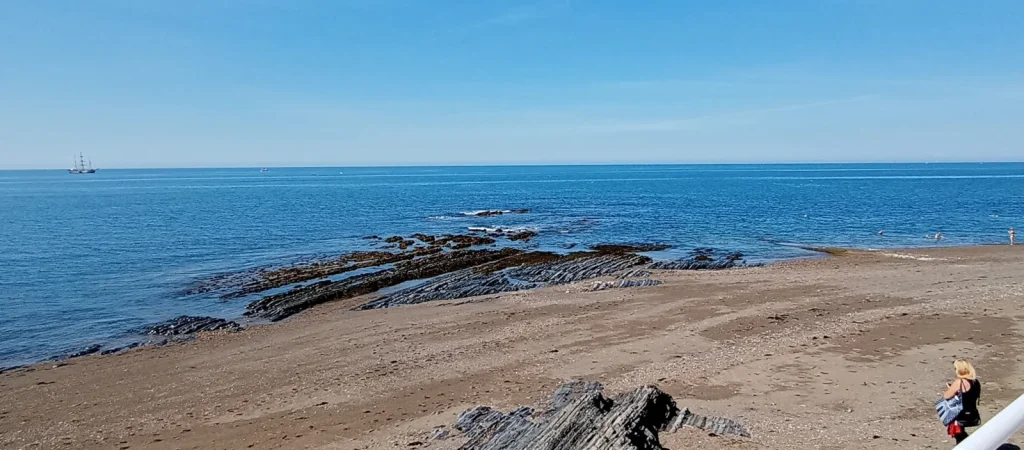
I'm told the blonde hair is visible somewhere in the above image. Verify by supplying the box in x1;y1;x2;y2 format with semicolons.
954;360;977;380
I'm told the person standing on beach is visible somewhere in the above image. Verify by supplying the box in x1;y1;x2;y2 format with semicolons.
1011;228;1016;245
943;360;981;444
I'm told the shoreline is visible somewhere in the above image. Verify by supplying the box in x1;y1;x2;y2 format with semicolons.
2;245;1023;449
2;240;1013;372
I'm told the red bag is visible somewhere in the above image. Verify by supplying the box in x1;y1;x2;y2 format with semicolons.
948;422;963;437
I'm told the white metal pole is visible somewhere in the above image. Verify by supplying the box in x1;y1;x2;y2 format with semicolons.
955;393;1024;450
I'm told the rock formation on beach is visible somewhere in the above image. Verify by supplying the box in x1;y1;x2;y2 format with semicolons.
246;248;520;321
587;279;663;291
187;229;748;322
185;234;501;299
357;251;649;310
445;381;748;449
143;316;242;336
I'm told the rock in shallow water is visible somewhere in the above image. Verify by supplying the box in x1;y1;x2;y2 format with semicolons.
67;344;102;359
649;248;748;270
144;316;242;336
452;381;748;450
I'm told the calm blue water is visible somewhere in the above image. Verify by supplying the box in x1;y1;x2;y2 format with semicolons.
1;163;1022;366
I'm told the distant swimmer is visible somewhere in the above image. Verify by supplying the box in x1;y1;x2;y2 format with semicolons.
1011;228;1016;246
878;230;885;236
927;232;943;241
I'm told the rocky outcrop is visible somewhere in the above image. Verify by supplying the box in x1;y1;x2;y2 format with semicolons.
358;252;649;310
185;234;505;299
356;267;535;310
649;248;747;270
507;230;538;242
468;228;538;242
67;344;103;359
246;249;520;321
587;279;663;291
411;233;436;243
509;253;649;284
195;236;746;322
184;250;421;299
447;381;748;449
100;342;140;355
616;269;652;279
437;234;497;249
143;316;242;336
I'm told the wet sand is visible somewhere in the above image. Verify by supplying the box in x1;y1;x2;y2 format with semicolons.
2;246;1023;449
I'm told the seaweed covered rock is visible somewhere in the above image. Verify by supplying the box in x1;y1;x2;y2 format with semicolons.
185;249;438;299
246;249;520;321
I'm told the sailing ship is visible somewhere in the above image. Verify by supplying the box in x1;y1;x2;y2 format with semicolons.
68;153;97;174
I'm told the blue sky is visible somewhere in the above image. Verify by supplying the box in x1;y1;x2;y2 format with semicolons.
1;0;1023;168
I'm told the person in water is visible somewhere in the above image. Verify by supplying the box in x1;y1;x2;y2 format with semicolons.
1011;228;1016;246
943;360;981;443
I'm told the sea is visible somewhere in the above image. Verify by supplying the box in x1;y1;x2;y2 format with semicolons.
1;163;1022;367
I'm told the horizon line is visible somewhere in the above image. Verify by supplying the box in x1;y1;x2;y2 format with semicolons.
3;160;1024;171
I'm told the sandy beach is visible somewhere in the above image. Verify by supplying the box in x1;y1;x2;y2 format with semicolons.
2;245;1023;449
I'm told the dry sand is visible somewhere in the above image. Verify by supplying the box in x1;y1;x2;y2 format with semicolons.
2;246;1023;449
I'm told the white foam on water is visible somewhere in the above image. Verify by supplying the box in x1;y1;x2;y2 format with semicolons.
460;210;512;216
467;226;536;233
879;252;945;261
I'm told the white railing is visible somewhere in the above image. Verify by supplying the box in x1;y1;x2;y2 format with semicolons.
955;393;1024;449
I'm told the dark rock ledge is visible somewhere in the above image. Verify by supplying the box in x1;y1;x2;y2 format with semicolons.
243;244;752;321
436;381;748;449
33;316;243;364
143;315;242;336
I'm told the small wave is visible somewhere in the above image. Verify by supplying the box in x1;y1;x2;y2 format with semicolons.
467;226;536;233
461;210;512;216
879;252;946;261
459;209;530;217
